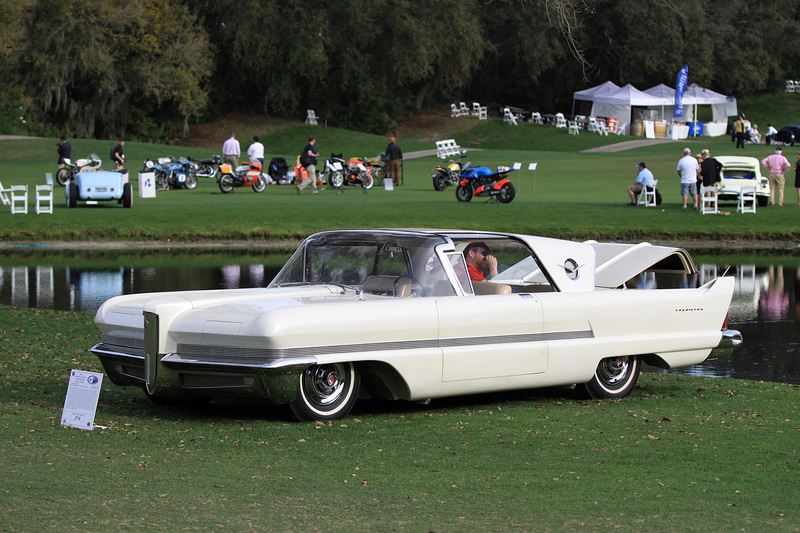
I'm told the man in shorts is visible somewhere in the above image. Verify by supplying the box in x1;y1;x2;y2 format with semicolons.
676;147;699;211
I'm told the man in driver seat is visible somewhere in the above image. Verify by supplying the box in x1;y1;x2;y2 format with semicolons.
464;242;499;281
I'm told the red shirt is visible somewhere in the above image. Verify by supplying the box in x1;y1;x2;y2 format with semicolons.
468;264;485;281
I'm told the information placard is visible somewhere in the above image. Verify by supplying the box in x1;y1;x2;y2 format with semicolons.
138;171;156;198
61;369;103;430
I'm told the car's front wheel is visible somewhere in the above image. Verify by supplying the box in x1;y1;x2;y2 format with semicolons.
580;355;640;399
290;362;360;421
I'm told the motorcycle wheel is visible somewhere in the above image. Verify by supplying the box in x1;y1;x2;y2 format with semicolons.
55;168;71;186
253;176;266;192
362;174;374;189
329;170;344;188
497;182;516;204
218;174;235;194
455;183;473;202
433;174;448;191
184;174;198;190
154;169;168;190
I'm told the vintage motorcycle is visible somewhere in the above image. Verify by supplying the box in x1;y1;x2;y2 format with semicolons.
324;153;375;189
188;155;222;180
217;160;267;193
455;162;517;203
431;153;466;191
143;156;198;190
55;153;102;186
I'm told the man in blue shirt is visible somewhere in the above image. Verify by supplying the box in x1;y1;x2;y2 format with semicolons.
627;161;655;206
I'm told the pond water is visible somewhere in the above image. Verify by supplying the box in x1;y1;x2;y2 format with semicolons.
1;251;798;385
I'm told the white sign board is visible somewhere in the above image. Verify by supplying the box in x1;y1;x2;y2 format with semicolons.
61;369;103;430
384;178;394;190
138;171;156;198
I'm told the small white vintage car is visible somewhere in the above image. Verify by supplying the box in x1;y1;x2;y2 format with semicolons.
92;230;742;420
716;156;770;207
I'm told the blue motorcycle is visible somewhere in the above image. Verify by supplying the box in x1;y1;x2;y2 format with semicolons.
455;162;516;203
142;156;198;190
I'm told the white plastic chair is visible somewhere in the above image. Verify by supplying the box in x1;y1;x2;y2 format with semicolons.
450;103;460;117
737;185;757;213
587;117;599;133
10;185;28;214
0;181;11;206
638;180;659;207
305;110;319;125
472;102;481;116
701;185;718;215
478;106;487;120
36;184;53;214
786;80;795;93
615;122;627;135
568;121;580;135
459;102;469;116
597;118;609;135
503;108;518;125
530;112;543;124
555;113;567;128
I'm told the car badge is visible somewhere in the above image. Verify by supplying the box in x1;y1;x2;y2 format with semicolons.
561;258;581;280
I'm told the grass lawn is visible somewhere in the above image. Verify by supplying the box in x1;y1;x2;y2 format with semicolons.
1;305;798;531
1;125;798;247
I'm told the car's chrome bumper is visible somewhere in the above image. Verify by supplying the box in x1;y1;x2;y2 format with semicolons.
706;329;742;362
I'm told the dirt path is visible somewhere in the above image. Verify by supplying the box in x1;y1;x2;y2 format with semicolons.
581;139;682;153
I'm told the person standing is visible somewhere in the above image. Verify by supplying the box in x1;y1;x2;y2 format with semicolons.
761;147;791;206
110;140;125;170
247;135;265;173
222;131;240;169
795;152;800;206
700;149;723;188
297;136;319;195
56;136;72;167
734;117;746;149
766;124;778;145
385;136;403;186
626;161;655;206
676;147;700;211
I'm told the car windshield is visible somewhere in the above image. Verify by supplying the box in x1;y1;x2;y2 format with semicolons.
269;232;457;297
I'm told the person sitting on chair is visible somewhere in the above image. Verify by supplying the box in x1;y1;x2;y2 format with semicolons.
627;161;655;206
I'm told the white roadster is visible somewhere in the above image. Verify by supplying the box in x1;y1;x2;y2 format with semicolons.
91;230;742;420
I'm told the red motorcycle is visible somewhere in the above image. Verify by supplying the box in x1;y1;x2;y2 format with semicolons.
217;161;267;193
455;163;516;203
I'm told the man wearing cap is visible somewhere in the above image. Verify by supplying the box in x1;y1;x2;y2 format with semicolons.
385;136;403;186
627;161;655;206
222;131;240;169
677;147;700;211
761;146;791;206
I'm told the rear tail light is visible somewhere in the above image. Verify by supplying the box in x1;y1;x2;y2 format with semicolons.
721;314;728;329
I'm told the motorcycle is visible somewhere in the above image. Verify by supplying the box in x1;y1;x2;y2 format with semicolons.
431;152;466;191
189;155;222;180
217;160;266;193
55;153;102;186
142;156;198;190
324;153;375;189
455;162;517;203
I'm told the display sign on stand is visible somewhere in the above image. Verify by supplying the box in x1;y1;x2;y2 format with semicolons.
138;171;156;198
60;369;104;430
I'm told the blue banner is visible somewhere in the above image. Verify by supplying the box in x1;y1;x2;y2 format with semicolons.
674;64;688;118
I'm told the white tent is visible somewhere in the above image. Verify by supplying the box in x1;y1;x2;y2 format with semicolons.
592;84;673;134
681;83;733;123
571;81;620;114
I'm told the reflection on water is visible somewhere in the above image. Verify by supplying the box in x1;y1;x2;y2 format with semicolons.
1;257;798;385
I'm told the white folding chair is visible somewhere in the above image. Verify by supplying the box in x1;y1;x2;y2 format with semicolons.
638;180;659;207
597;118;609;135
786;80;795;93
478;106;487;120
0;180;11;206
568;121;580;135
305;110;318;125
472;102;481;116
555;113;567;128
530;112;543;124
701;185;718;215
459;102;469;116
36;184;53;214
450;103;459;117
615;122;627;135
503;108;518;125
737;185;757;213
10;185;28;214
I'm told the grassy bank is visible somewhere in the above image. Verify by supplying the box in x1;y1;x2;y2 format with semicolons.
1;305;798;531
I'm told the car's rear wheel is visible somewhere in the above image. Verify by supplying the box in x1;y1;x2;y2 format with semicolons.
580;355;640;399
67;182;78;208
757;195;768;207
122;182;132;208
290;362;360;421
